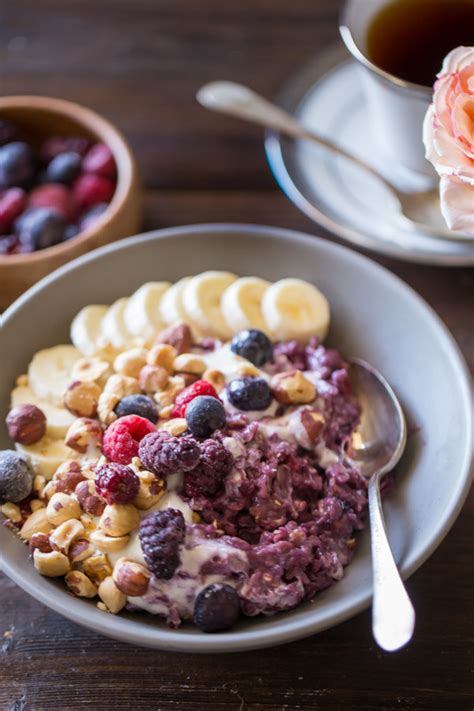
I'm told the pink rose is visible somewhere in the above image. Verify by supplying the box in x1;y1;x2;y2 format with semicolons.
423;46;474;233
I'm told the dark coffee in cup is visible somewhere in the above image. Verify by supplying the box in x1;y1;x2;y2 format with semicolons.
366;0;474;87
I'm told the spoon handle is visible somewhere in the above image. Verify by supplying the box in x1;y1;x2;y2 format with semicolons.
368;473;415;651
197;81;400;201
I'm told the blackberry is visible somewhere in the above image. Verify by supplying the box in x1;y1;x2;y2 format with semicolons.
139;508;185;579
183;438;234;498
114;394;158;424
95;462;139;505
230;329;273;367
0;450;33;504
139;430;200;478
193;583;241;632
227;376;272;411
185;395;226;438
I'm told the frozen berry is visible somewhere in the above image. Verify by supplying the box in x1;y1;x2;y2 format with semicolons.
79;202;109;230
83;143;116;179
171;379;219;418
183;437;234;498
139;430;200;478
102;415;156;465
63;224;80;241
40;136;90;163
6;404;46;445
193;583;241;633
185;396;226;438
230;329;273;367
0;188;26;233
0;120;18;146
139;508;185;579
0;235;16;255
0;450;33;504
46;151;81;185
0;142;35;188
28;183;76;221
16;207;66;250
227;376;272;411
114;394;158;424
73;174;115;209
95;462;139;505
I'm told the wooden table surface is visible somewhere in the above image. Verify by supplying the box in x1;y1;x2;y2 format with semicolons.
1;2;473;709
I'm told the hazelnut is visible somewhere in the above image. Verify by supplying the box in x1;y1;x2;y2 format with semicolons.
65;418;103;454
6;404;46;445
155;322;192;354
173;353;206;376
180;373;200;387
75;480;106;517
65;570;97;598
97;392;119;425
104;373;140;398
90;529;130;554
162;418;188;437
33;474;46;497
288;409;325;449
30;499;45;512
133;471;166;510
69;538;95;564
98;576;127;613
138;365;169;394
99;504;140;537
33;549;70;577
71;357;111;385
46;493;82;526
158;405;173;420
29;532;52;553
270;370;317;405
53;460;86;493
42;481;57;501
82;553;113;583
202;368;226;392
1;502;22;523
147;344;177;372
153;375;186;409
64;381;101;418
49;519;85;554
113;558;150;597
20;508;53;541
113;348;148;378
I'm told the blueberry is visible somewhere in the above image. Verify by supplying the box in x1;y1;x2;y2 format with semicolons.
0;235;16;255
46;151;81;185
114;394;158;423
193;583;241;633
0;450;33;503
63;224;80;241
227;376;272;411
185;395;226;438
0;141;35;188
79;202;109;230
230;329;273;367
15;207;66;250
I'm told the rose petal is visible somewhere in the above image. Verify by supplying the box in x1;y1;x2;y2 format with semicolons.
451;94;474;159
439;46;473;77
431;123;474;179
439;175;474;233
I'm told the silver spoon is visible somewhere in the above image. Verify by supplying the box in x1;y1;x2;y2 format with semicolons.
348;358;414;652
197;81;471;242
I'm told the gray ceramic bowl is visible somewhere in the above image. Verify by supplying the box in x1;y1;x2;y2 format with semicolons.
0;224;472;652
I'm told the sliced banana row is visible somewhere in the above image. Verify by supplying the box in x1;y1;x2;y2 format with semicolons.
70;272;330;357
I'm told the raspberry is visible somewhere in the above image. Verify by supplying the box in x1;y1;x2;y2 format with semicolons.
73;174;115;209
28;184;76;222
183;437;233;498
139;508;185;579
0;188;26;233
82;143;116;179
103;415;156;465
139;430;200;478
95;462;139;504
171;379;219;418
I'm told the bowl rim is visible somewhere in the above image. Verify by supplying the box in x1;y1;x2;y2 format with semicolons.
1;223;472;652
0;95;136;265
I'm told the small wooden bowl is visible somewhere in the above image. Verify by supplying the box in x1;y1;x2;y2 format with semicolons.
0;96;142;310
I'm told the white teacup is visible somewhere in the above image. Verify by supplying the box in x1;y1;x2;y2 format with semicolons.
340;0;435;178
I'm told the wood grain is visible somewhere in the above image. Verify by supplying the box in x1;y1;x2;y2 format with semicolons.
0;0;473;709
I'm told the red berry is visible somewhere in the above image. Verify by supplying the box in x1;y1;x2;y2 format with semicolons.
28;184;76;222
0;188;26;233
73;174;115;209
82;143;116;179
171;380;219;418
102;415;156;465
95;463;139;505
40;136;91;163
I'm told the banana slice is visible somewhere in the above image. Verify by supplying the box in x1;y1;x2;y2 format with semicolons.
11;385;76;439
70;305;108;357
28;345;81;407
123;282;171;344
261;278;330;343
100;297;134;351
182;271;237;340
16;437;79;480
221;276;271;335
159;277;192;325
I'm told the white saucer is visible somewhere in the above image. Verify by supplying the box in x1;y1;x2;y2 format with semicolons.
265;45;474;266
